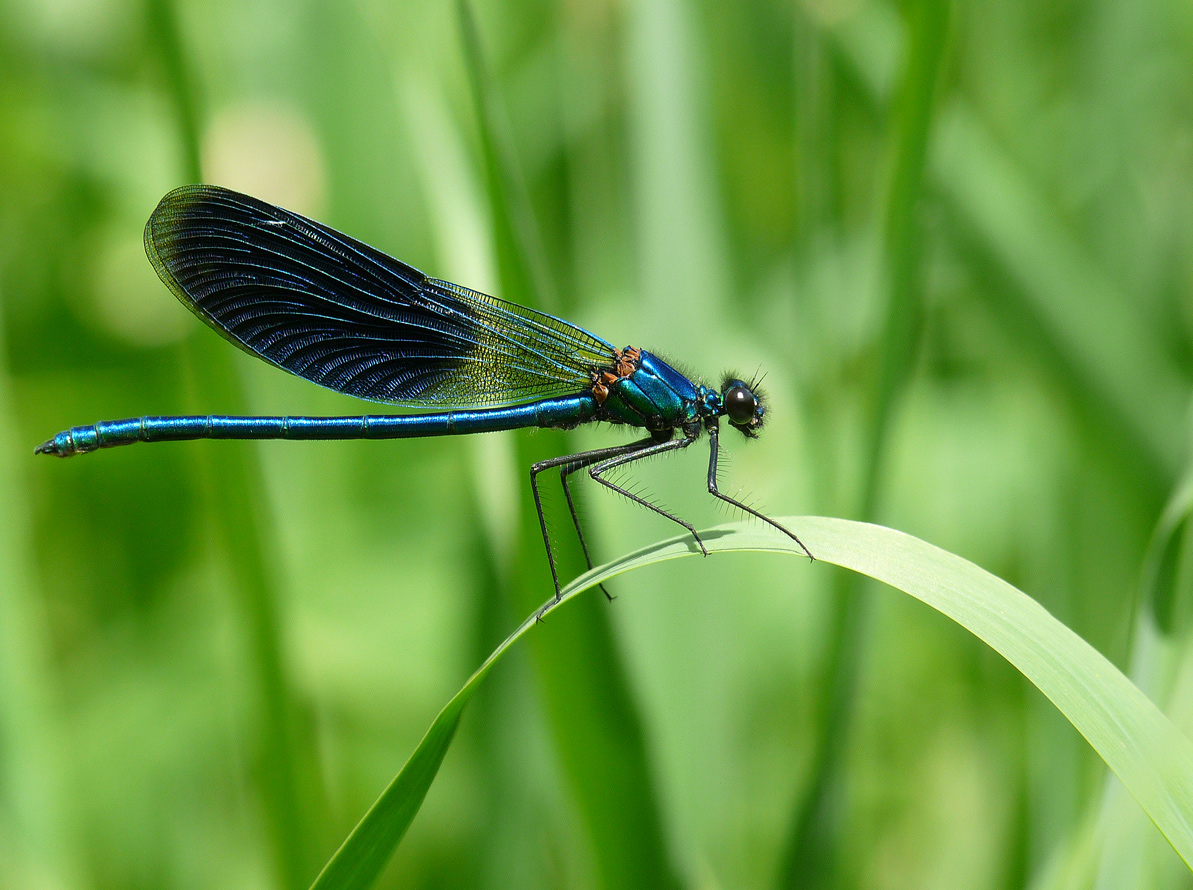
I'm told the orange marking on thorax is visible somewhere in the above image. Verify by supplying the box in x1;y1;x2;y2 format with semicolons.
590;346;641;405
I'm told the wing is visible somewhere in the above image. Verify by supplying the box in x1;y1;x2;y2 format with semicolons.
144;185;615;406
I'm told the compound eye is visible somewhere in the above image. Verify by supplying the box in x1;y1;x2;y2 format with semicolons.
725;386;757;425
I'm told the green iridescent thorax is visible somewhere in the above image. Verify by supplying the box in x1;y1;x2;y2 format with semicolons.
598;350;700;431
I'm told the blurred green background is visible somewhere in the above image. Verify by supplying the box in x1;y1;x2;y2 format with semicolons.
3;0;1193;888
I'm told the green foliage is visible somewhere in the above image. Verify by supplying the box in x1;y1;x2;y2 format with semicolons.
311;517;1193;888
3;0;1193;888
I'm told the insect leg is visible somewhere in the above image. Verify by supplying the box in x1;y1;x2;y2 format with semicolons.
589;433;708;554
706;423;813;560
559;458;619;601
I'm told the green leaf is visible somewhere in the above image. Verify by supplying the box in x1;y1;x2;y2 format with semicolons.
310;517;1193;888
1143;470;1193;636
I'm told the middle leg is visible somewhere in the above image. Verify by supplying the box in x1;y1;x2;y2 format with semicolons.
588;433;708;554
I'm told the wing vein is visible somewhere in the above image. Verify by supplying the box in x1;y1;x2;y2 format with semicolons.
145;185;614;406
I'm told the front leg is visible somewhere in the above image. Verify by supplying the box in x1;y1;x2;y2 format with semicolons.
706;423;813;560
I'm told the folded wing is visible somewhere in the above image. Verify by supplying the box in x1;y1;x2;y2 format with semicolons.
145;185;614;406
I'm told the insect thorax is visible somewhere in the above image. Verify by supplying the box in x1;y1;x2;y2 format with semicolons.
591;348;700;430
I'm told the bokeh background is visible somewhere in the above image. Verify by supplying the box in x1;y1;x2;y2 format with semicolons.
4;0;1193;888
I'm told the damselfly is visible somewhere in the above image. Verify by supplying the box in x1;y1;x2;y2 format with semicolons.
37;186;811;604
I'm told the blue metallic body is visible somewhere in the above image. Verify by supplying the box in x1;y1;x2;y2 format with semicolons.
36;184;811;607
42;351;720;457
598;351;706;433
42;394;600;456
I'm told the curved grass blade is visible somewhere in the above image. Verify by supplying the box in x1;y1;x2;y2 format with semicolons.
1143;469;1193;636
454;3;680;887
778;1;952;884
308;604;540;889
310;517;1193;889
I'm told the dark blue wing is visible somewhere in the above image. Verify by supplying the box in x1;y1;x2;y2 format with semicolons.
144;185;615;406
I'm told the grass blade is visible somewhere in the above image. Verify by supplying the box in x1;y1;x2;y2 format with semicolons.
932;102;1188;490
1142;469;1193;636
310;516;1193;888
827;1;1187;495
144;4;311;885
1046;466;1193;888
456;4;681;887
456;0;554;311
778;1;951;884
0;308;83;888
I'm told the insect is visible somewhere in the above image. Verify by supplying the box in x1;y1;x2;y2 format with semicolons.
37;186;811;605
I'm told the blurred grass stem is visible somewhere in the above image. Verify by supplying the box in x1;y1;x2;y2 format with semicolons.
144;2;312;887
456;3;682;888
0;311;84;888
777;1;951;886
